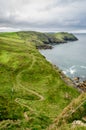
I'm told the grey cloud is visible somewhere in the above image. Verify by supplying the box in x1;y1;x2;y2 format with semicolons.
0;0;86;32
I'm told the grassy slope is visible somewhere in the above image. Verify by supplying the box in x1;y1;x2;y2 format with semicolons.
0;32;80;130
48;93;86;130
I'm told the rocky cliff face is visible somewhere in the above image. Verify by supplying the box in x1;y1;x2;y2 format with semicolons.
42;32;78;45
17;31;78;49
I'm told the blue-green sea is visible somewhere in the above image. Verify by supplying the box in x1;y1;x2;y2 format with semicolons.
40;34;86;81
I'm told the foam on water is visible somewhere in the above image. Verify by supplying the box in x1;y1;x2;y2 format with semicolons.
63;65;86;81
80;66;86;69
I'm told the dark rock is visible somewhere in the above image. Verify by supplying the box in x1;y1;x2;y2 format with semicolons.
64;36;78;41
73;77;80;83
36;45;52;49
77;80;86;92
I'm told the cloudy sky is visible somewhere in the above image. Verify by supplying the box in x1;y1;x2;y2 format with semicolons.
0;0;86;32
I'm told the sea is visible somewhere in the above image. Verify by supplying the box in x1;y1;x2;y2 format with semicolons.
39;34;86;81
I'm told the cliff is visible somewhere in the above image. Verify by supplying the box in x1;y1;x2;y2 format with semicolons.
17;31;78;49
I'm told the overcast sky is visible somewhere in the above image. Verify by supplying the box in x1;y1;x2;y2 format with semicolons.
0;0;86;32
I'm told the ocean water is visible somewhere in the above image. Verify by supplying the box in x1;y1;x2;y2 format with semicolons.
39;34;86;81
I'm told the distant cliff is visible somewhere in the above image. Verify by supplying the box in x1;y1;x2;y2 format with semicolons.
17;31;78;49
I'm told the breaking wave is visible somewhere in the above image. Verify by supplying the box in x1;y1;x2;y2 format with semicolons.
62;65;86;81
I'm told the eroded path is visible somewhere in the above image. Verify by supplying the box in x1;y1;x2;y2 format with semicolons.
15;44;44;115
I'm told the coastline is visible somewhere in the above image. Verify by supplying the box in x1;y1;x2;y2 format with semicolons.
52;64;84;93
0;31;85;130
53;64;86;93
38;33;86;93
40;53;86;93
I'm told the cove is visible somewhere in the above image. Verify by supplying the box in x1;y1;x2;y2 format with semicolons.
39;34;86;82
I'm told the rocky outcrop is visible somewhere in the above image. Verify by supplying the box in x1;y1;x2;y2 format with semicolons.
36;45;52;49
77;80;86;92
72;120;86;127
63;35;78;41
73;77;86;92
48;38;66;44
39;32;77;46
44;33;78;44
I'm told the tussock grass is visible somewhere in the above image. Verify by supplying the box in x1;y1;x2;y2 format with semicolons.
48;93;86;130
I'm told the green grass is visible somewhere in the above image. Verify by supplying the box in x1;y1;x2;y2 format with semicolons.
49;93;86;130
0;32;80;129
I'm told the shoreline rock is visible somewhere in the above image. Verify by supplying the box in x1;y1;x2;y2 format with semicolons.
53;65;86;93
72;77;86;92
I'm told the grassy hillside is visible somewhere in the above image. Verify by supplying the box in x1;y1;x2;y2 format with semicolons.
48;93;86;130
0;31;80;130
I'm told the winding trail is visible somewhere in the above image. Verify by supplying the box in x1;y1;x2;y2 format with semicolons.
24;112;29;121
15;42;44;115
16;56;44;101
15;98;33;111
